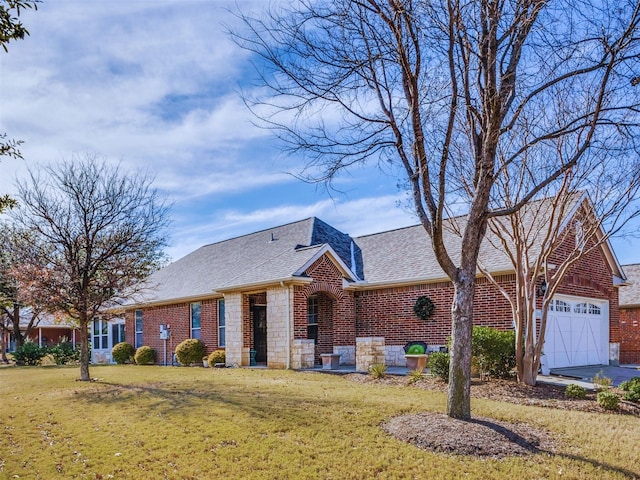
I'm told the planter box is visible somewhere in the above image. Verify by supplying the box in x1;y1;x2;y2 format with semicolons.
405;354;428;372
320;353;341;370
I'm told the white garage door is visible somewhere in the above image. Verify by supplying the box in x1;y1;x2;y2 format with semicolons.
544;296;609;369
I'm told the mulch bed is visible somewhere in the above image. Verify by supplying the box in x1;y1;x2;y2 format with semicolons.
347;373;640;458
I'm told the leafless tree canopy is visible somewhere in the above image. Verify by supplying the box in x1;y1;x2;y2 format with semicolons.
233;0;640;418
10;155;169;380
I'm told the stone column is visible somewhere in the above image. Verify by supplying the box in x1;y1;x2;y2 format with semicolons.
356;337;385;373
291;339;315;369
223;293;243;366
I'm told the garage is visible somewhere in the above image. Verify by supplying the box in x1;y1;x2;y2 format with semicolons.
543;296;609;370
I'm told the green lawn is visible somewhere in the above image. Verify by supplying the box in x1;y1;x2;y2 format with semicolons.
0;366;638;479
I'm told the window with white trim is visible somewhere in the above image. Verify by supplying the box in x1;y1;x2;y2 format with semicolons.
218;299;225;347
574;302;601;315
307;295;319;344
190;302;201;340
550;300;571;312
135;310;143;348
92;319;108;350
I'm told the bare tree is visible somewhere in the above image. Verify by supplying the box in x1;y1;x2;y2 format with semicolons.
233;0;640;418
10;155;169;381
478;157;640;385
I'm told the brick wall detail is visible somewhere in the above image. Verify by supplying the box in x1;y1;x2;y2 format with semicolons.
620;307;640;364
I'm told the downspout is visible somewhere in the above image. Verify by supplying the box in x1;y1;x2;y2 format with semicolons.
281;281;291;369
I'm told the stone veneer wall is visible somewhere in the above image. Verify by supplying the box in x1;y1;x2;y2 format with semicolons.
266;286;293;368
385;345;406;367
224;293;243;366
334;346;355;365
356;337;385;372
292;339;315;369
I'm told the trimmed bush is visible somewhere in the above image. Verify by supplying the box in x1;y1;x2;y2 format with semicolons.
134;346;156;365
427;352;450;382
619;377;640;391
49;341;80;365
13;340;48;366
175;339;206;365
620;377;640;403
471;326;516;379
565;384;587;399
597;391;620;410
208;349;226;366
112;342;135;364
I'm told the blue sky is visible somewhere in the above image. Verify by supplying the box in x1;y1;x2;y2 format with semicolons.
0;0;638;265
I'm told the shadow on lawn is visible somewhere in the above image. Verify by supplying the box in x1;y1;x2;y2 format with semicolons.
72;377;639;478
71;377;339;426
472;418;639;478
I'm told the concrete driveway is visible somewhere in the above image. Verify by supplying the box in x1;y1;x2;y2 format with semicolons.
550;365;640;387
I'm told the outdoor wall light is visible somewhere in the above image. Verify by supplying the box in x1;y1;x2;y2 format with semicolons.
537;281;548;297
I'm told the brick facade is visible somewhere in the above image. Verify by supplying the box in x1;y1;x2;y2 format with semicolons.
620;307;640;364
122;237;622;367
124;297;223;364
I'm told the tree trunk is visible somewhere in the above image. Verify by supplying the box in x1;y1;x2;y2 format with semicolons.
520;348;537;386
447;280;474;419
78;318;91;381
12;304;25;349
0;321;8;363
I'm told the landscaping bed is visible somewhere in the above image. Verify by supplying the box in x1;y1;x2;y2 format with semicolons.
346;373;640;416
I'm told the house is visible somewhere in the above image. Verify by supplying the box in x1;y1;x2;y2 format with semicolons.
2;310;81;352
619;263;640;364
110;199;626;371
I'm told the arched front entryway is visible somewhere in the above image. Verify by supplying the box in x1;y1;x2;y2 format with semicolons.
306;291;337;365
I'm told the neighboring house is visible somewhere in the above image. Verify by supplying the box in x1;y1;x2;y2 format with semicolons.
1;311;81;352
619;263;640;364
114;199;625;371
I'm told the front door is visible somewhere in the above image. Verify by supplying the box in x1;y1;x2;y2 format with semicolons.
252;305;267;364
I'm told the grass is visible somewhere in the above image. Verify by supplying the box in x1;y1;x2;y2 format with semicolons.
0;366;638;479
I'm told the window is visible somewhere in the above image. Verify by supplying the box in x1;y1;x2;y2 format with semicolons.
576;302;601;315
574;303;587;314
112;323;125;345
92;319;108;349
307;295;318;344
218;299;225;347
550;300;571;312
135;310;143;348
190;302;201;340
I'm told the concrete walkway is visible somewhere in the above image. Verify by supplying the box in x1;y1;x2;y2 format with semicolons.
549;365;640;387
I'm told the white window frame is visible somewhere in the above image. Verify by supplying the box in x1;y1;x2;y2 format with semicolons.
217;299;225;347
92;319;108;350
135;310;143;348
190;302;201;340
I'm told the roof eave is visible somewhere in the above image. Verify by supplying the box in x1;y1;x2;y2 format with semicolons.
215;276;313;293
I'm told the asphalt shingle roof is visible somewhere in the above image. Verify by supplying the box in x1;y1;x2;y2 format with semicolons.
131;194;620;307
134;218;352;304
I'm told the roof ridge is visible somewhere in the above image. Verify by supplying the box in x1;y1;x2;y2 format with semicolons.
194;217;319;251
